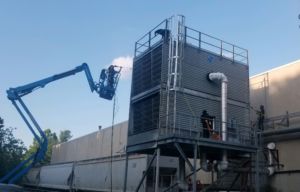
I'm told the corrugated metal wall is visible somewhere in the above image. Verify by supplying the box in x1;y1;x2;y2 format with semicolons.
173;44;250;133
182;45;249;103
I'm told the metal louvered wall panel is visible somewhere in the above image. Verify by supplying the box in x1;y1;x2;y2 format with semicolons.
131;44;163;97
128;39;250;147
130;43;167;135
182;45;249;103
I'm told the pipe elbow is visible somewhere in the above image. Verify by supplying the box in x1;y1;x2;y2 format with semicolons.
267;142;276;150
268;167;275;176
217;160;229;171
208;72;228;83
201;161;211;172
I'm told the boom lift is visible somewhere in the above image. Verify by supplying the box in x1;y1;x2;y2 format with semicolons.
0;63;121;184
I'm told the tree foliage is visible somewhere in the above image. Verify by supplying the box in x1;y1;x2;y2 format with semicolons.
0;116;26;178
24;129;72;164
59;130;72;143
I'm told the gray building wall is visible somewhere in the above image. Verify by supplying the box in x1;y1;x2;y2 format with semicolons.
250;59;300;123
26;122;180;192
51;121;128;164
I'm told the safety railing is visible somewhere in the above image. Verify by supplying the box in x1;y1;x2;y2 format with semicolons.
159;113;256;146
134;19;168;57
184;26;248;65
134;20;248;66
263;111;300;130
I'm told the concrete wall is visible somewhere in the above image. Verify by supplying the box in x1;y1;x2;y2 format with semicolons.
250;59;300;121
250;59;300;192
51;121;128;164
268;140;300;192
24;155;149;192
275;140;300;171
46;120;215;191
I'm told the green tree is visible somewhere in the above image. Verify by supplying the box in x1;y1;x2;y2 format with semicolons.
24;129;73;165
0;116;26;178
24;128;58;164
59;130;72;143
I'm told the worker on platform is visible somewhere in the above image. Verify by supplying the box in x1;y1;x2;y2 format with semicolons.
257;105;265;131
201;110;214;138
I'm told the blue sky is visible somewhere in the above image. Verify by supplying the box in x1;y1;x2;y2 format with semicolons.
1;0;299;146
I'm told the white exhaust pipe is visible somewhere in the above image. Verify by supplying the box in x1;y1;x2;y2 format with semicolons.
201;153;210;172
267;142;276;176
208;72;228;170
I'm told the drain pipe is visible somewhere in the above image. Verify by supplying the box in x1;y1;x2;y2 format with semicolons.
208;72;229;170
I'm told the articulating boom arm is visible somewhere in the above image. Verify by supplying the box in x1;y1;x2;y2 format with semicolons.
1;63;121;184
8;63;97;99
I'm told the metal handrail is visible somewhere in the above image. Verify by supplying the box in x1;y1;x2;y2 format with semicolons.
264;111;300;130
159;113;255;146
134;19;249;64
185;26;248;65
135;19;168;57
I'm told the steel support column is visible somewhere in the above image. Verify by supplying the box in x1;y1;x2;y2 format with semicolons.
155;147;161;192
174;143;193;170
135;150;158;192
123;153;129;192
255;150;260;192
193;144;197;192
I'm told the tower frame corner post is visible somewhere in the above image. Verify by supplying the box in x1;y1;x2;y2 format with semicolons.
192;144;198;192
123;152;129;192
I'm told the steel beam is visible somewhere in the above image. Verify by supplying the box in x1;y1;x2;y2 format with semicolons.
174;143;194;170
135;150;157;192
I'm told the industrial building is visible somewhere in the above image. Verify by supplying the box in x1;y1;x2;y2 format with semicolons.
21;57;300;192
19;15;259;191
2;15;299;192
250;59;300;192
23;122;179;191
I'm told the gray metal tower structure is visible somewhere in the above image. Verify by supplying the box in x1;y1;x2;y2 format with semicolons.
124;15;260;192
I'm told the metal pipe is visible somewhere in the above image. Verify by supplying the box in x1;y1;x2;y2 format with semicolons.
208;72;228;170
267;142;276;176
201;153;209;172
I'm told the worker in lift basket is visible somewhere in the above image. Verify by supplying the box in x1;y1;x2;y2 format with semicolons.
201;110;215;138
107;65;117;88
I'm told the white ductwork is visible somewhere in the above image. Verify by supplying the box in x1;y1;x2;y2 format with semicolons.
208;72;228;170
267;142;276;176
201;153;211;172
